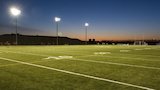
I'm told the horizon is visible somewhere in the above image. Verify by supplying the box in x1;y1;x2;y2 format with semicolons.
1;33;159;42
0;0;160;41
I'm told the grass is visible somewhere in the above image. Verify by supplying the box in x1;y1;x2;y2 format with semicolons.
0;45;160;90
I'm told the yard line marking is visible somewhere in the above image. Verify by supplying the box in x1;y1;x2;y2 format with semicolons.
118;53;160;58
77;55;160;64
0;50;49;57
0;57;154;90
0;59;57;68
68;58;160;70
84;55;160;62
106;56;160;62
1;50;160;70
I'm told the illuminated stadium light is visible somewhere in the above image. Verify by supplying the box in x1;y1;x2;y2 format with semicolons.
10;7;21;45
55;17;61;22
85;23;89;27
10;7;21;16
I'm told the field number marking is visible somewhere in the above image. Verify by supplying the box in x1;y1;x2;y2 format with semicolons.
120;50;130;52
144;48;151;50
134;49;143;51
44;56;73;60
94;52;111;55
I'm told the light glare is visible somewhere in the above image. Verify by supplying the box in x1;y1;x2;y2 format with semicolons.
10;7;21;16
55;17;61;22
85;23;89;27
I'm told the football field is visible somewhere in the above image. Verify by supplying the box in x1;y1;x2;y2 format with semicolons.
0;45;160;90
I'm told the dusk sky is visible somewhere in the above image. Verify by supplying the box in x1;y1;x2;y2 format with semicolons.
0;0;160;41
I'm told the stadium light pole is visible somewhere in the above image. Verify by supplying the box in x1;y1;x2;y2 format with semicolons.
10;7;21;45
85;23;89;45
54;17;61;45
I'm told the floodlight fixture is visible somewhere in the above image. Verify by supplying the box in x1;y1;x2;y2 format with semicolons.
10;7;21;16
55;17;61;22
85;23;89;27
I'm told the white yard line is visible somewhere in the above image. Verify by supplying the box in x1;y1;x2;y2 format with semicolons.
0;59;57;68
68;58;160;70
106;56;160;62
1;50;160;70
0;57;154;90
0;50;49;57
80;55;160;62
118;53;160;58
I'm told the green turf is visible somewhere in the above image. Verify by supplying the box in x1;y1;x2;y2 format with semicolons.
0;45;160;90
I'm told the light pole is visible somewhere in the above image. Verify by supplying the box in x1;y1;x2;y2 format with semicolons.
85;23;89;45
10;7;21;45
54;17;61;45
142;34;144;45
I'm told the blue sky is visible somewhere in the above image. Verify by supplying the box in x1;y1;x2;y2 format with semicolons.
0;0;160;40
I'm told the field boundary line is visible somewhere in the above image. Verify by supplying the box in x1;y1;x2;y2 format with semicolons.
0;57;154;90
1;50;160;70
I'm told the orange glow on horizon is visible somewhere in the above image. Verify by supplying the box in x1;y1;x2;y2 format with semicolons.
69;34;160;41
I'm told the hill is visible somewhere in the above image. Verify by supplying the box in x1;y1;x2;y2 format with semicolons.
0;34;84;45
